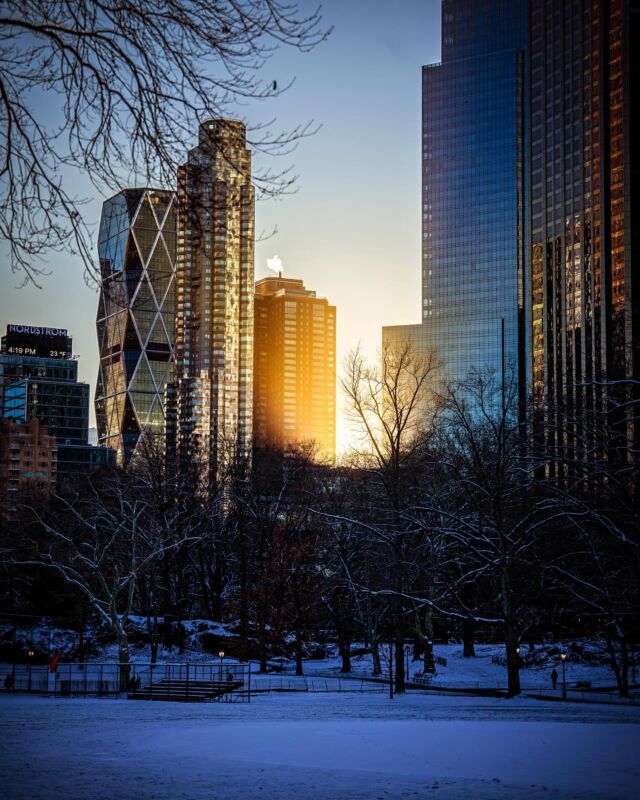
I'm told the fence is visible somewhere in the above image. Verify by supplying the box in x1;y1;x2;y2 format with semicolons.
250;675;386;694
1;661;251;701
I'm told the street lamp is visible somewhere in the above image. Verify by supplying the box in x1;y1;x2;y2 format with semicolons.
27;649;35;692
560;652;567;700
218;650;225;683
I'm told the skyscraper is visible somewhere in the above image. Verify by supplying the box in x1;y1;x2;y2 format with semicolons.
171;119;254;476
1;324;115;477
254;275;336;461
0;418;57;520
420;0;528;399
1;324;88;445
529;0;639;457
95;189;177;464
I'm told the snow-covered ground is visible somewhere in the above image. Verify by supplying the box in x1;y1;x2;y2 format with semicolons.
1;691;639;799
4;617;634;697
299;642;630;694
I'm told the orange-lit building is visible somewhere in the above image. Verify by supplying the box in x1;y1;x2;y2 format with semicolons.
0;417;57;519
529;0;640;465
254;276;336;461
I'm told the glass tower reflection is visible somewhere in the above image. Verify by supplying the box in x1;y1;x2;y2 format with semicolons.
529;0;640;464
95;189;177;464
421;0;528;398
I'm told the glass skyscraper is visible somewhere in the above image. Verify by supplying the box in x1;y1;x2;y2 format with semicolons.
1;325;115;478
0;331;89;445
419;0;528;399
529;0;639;459
95;189;177;464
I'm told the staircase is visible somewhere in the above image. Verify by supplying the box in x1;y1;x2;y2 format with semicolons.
128;678;243;703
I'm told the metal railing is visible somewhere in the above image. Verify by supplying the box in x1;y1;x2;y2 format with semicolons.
249;676;386;694
1;660;252;701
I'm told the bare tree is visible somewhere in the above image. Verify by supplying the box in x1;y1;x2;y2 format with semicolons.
336;341;441;693
0;0;330;282
19;469;201;682
428;368;587;697
540;379;640;698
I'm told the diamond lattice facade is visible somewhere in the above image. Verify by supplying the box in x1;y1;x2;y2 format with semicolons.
95;189;177;464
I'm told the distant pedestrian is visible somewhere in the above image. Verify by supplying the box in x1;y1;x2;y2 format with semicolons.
551;668;558;690
4;673;15;691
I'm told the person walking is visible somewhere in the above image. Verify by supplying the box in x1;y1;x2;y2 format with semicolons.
551;668;558;691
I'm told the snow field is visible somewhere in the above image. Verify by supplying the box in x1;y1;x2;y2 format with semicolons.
1;689;639;799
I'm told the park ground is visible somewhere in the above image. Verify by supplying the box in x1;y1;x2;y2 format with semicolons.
1;689;640;800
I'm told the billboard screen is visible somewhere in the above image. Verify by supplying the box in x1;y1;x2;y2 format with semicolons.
2;324;72;359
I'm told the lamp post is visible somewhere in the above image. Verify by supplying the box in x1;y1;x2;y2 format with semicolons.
560;652;567;700
218;650;225;683
27;649;35;692
389;642;394;700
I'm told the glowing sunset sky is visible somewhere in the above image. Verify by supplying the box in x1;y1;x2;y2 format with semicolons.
0;1;441;452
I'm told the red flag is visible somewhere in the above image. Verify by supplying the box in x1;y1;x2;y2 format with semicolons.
49;651;60;673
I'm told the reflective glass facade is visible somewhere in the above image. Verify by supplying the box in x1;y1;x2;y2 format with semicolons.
529;0;640;456
0;353;89;445
421;0;528;396
170;120;254;476
95;189;177;464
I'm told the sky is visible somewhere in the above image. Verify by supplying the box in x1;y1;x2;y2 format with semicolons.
0;0;442;452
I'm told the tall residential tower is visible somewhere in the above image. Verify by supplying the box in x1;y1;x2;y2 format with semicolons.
254;275;336;461
171;120;255;476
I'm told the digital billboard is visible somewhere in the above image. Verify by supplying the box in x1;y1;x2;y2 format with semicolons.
1;324;72;360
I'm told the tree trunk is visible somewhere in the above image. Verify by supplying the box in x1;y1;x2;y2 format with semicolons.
295;630;304;676
115;627;130;692
423;638;435;673
78;626;85;664
394;636;405;694
393;531;406;694
422;607;435;673
413;632;423;662
146;613;159;664
259;624;268;673
504;628;521;697
501;569;520;697
371;641;382;676
462;619;476;658
605;626;630;699
238;537;249;662
338;639;352;673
